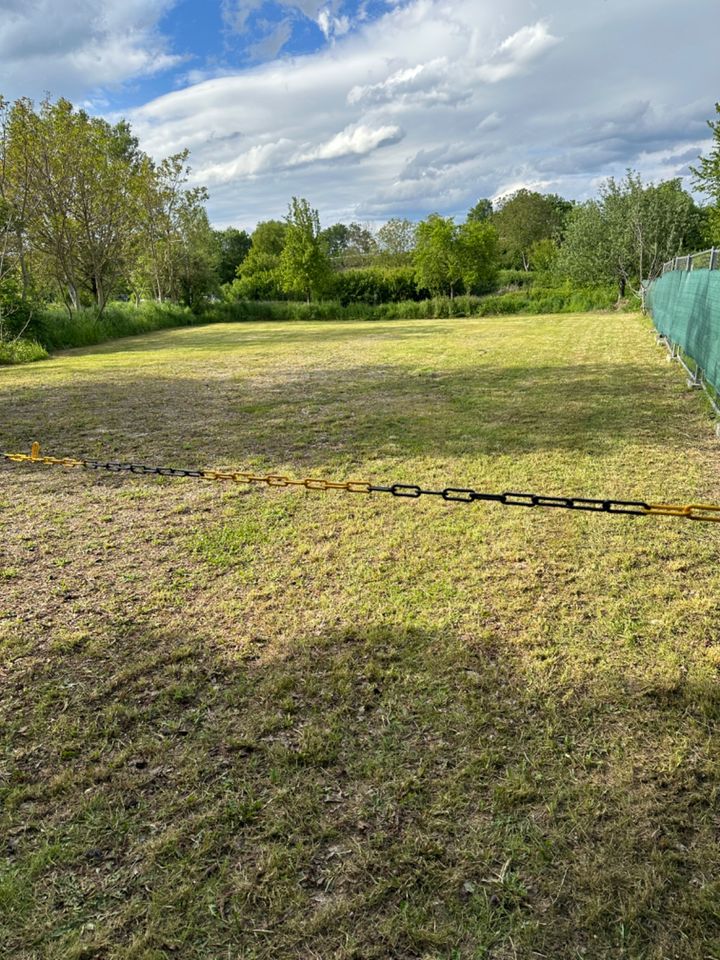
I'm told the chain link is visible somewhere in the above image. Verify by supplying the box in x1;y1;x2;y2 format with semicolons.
3;444;720;523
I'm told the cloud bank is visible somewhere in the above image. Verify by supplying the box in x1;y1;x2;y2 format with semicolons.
1;0;715;228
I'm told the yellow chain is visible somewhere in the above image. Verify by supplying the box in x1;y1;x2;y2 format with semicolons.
646;502;720;522
3;442;84;469
201;469;371;493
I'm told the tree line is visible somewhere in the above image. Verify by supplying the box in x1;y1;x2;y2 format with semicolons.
2;94;720;341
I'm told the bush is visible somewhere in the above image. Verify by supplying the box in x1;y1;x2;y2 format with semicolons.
0;338;48;365
497;269;534;289
329;266;425;305
29;301;198;351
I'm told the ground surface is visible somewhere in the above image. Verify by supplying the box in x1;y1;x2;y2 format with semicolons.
1;313;720;960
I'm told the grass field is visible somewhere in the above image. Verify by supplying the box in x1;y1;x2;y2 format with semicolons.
2;312;720;959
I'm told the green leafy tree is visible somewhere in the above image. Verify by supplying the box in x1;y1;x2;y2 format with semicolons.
377;218;416;265
528;238;558;272
455;219;499;293
278;198;329;302
692;102;720;243
175;196;219;307
466;198;493;222
214;227;251;285
493;189;571;270
6;97;142;314
413;214;461;297
414;215;499;298
345;222;377;256
250;220;287;257
233;220;287;300
556;172;698;297
319;223;350;258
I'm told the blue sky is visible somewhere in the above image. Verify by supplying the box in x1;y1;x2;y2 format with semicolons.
0;0;717;229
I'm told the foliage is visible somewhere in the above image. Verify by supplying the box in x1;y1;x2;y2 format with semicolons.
319;222;350;257
455;218;499;294
131;151;216;307
278;197;330;302
0;96;220;317
529;238;558;272
413;215;461;297
692;102;720;243
376;217;416;264
28;300;198;351
414;214;499;297
492;189;572;270
320;221;379;268
466;197;493;221
232;220;288;300
214;227;251;285
218;282;623;323
248;219;287;257
330;266;423;305
0;336;47;364
557;172;700;297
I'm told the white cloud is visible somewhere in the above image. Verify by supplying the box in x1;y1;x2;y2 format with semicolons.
476;21;560;82
0;0;182;99
294;123;404;162
124;0;717;228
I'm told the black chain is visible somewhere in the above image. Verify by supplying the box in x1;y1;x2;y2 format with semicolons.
368;482;650;515
83;459;206;478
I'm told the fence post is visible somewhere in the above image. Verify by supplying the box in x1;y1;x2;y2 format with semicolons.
711;247;717;271
687;255;693;271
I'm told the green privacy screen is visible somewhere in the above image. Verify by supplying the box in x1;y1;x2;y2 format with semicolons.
646;268;720;392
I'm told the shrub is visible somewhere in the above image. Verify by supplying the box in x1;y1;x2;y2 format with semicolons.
329;266;423;305
29;301;198;351
0;338;48;365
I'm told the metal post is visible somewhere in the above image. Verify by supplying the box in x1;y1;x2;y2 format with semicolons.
687;255;693;271
711;247;717;271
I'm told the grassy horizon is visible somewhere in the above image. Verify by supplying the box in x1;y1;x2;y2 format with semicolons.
2;312;720;959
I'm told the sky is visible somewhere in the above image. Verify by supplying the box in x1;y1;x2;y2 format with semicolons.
0;0;717;229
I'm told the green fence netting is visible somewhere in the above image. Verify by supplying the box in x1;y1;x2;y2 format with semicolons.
646;268;720;393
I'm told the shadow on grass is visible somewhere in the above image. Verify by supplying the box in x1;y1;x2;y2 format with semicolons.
1;358;700;474
3;618;720;958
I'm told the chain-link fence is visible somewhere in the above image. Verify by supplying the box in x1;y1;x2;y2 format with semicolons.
661;247;719;274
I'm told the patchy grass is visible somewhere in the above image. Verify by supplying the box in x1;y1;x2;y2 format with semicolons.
1;312;720;959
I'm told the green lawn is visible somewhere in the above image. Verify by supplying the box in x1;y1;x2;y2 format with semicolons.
2;313;720;959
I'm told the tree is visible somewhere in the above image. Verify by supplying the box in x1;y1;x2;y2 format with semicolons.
233;220;287;300
377;218;416;264
692;102;720;243
278;198;329;302
413;214;461;297
467;198;493;222
556;172;698;297
492;189;571;270
5;97;142;314
528;238;558;272
214;227;251;285
345;222;377;256
413;214;497;297
319;222;350;258
455;219;499;293
554;201;613;286
174;194;219;307
250;220;287;257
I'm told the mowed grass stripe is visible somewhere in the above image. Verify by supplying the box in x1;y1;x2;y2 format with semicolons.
1;312;720;959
